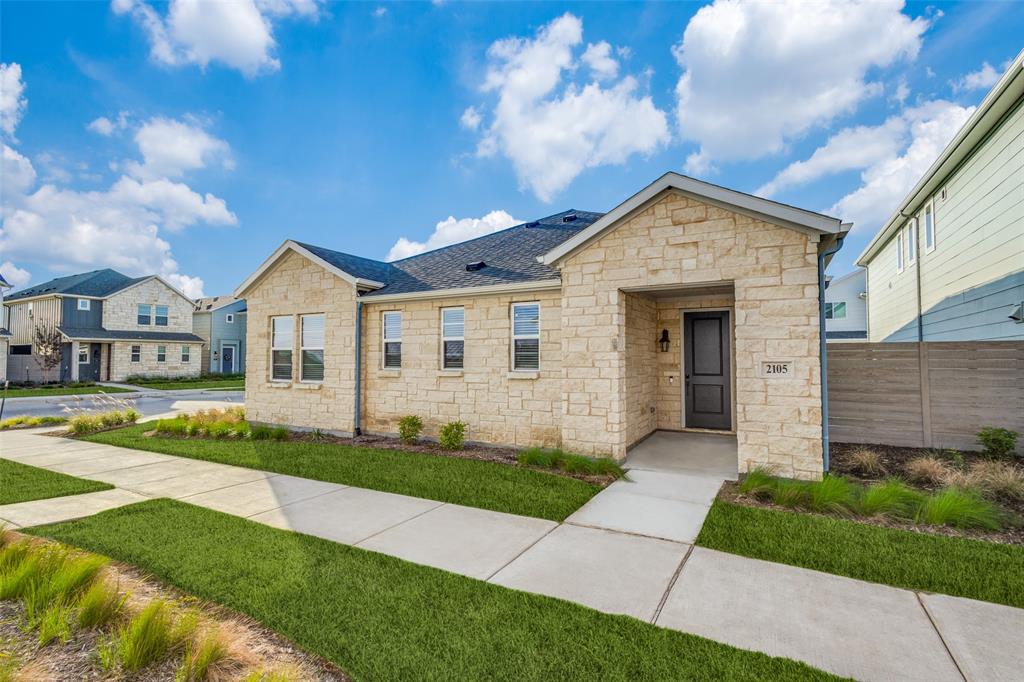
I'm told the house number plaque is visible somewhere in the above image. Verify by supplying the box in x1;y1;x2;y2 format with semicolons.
759;360;794;378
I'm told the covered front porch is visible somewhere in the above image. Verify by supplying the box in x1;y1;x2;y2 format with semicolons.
626;430;738;480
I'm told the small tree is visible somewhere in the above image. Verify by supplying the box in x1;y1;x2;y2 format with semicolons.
32;323;64;384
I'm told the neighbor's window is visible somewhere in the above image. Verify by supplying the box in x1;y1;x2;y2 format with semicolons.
130;345;141;362
181;345;190;363
271;316;294;381
441;307;464;369
77;299;91;311
157;345;166;362
825;302;847;320
924;200;935;252
155;305;169;326
225;313;234;324
906;220;916;265
896;231;905;273
300;314;325;382
138;304;152;325
78;343;90;364
383;311;402;369
512;302;541;370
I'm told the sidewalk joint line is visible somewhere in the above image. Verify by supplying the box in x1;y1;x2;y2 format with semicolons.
916;592;968;682
651;544;693;625
352;501;447;546
483;521;560;583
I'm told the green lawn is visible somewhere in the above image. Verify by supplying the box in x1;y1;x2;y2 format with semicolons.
1;384;136;399
83;425;599;521
0;458;113;505
130;379;245;390
697;499;1024;609
28;500;841;681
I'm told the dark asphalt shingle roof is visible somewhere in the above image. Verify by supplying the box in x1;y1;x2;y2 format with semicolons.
5;269;146;302
296;210;603;298
58;327;205;343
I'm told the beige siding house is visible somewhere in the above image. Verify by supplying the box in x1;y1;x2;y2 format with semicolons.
2;269;204;383
237;173;848;479
858;49;1024;341
0;272;11;382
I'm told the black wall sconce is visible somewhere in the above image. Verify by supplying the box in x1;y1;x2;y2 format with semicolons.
659;329;670;352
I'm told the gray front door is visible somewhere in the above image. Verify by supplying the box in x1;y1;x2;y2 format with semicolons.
683;311;731;430
221;345;235;374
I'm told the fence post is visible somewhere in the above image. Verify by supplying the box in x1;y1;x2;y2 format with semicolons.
918;342;932;448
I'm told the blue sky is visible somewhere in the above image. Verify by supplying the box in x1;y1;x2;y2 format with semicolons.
1;0;1021;297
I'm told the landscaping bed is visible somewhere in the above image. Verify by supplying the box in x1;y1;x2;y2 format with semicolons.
125;373;244;391
26;500;841;681
0;530;345;680
0;415;67;431
0;459;113;505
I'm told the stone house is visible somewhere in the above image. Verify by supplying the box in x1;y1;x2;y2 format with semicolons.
236;173;849;479
2;269;204;383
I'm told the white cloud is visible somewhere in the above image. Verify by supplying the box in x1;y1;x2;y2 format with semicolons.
581;41;619;80
2;144;36;196
125;116;233;179
373;6;387;18
87;112;130;136
459;106;481;131
892;78;910;105
673;0;929;173
386;210;520;261
470;13;669;202
0;63;27;139
757;117;907;197
112;0;317;77
829;100;973;233
952;62;1000;93
0;260;31;289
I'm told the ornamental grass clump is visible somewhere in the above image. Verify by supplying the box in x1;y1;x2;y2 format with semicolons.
517;447;625;478
905;456;951;485
100;600;195;673
856;479;926;519
805;475;857;516
917;488;1001;530
846;448;886;477
738;467;776;497
68;409;139;435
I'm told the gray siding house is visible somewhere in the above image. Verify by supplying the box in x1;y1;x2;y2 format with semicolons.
193;296;247;374
825;269;867;342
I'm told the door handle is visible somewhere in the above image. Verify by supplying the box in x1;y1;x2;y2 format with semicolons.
684;374;690;387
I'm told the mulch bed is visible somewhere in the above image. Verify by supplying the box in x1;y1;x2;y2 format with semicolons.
1;532;348;681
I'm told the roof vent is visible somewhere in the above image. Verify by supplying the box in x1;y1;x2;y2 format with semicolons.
465;261;487;272
562;213;577;223
524;221;540;228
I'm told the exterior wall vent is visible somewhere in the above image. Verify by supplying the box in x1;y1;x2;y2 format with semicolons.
465;261;487;272
562;214;577;223
525;221;540;228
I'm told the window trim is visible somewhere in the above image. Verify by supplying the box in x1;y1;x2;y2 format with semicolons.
156;345;167;363
440;306;465;370
154;304;169;327
382;311;402;369
824;302;847;320
299;313;325;383
270;315;294;382
225;313;234;324
138;304;152;326
896;231;905;274
181;345;190;363
511;302;541;371
78;343;90;364
130;345;141;363
906;219;917;266
77;299;91;311
924;199;936;254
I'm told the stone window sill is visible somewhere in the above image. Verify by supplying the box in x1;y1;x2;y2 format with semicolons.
295;382;322;390
437;370;464;377
508;371;540;380
266;382;292;389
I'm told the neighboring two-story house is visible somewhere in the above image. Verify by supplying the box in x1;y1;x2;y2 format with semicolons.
0;272;11;382
2;269;204;383
192;295;247;374
824;269;867;342
857;49;1023;341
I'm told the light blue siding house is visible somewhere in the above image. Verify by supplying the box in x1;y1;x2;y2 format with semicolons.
193;296;246;374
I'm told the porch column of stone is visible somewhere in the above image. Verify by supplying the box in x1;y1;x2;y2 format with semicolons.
70;340;80;382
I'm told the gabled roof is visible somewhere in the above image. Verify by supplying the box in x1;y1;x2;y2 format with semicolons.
5;269;145;302
540;172;845;266
194;295;244;312
0;272;11;289
234;210;603;300
857;47;1024;266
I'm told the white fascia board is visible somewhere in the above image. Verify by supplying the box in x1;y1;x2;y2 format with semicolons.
233;240;385;298
540;172;843;266
858;48;1024;266
359;279;561;304
112;275;195;307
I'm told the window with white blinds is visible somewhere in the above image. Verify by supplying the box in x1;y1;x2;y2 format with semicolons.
511;302;540;370
441;307;464;369
301;314;325;382
383;311;402;368
271;316;293;381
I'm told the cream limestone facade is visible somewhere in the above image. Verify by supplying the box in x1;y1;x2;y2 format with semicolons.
104;279;194;333
109;341;196;382
240;177;843;479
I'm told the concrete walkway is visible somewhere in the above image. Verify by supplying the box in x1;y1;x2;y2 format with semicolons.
1;429;1021;681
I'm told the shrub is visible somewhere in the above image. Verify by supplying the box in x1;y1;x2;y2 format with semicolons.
977;427;1019;460
397;415;423;444
856;479;926;519
905;456;951;485
917;489;1001;530
155;418;189;436
438;421;467;450
738;467;776;497
805;475;857;515
270;427;289;441
846;448;886;477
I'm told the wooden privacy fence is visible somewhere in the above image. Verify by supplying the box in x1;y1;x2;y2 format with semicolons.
827;341;1024;453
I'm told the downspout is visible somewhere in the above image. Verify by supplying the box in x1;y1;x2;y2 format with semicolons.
353;299;363;437
818;232;846;473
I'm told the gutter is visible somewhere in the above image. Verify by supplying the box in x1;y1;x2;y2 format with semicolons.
353;300;363;436
818;232;847;473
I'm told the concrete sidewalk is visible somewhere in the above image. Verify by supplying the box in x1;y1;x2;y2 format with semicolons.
1;428;1020;681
